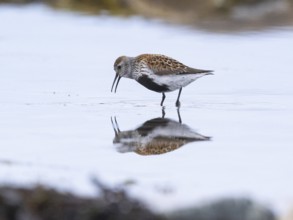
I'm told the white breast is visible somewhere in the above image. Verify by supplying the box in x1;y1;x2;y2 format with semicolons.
150;73;206;92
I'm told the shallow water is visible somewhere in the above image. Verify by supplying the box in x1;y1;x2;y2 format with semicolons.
0;4;293;216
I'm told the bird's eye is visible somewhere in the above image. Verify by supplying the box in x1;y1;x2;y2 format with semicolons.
117;65;121;70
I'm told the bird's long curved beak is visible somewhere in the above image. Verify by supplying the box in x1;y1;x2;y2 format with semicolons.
114;76;121;93
111;73;121;93
111;73;118;93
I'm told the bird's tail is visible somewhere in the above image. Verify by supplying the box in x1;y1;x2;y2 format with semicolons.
201;70;214;75
189;67;214;75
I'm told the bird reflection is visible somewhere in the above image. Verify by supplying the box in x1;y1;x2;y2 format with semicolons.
111;109;210;155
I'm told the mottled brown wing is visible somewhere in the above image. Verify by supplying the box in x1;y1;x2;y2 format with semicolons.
140;54;212;76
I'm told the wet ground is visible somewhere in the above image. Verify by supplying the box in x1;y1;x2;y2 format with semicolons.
0;3;293;218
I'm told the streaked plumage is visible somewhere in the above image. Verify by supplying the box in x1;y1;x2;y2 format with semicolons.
111;54;213;107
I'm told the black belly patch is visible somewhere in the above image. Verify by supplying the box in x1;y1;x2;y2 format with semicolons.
137;75;169;92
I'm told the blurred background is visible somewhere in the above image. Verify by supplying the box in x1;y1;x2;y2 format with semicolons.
1;0;293;30
0;0;293;220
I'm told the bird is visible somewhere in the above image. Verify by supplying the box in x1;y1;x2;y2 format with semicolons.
111;113;210;156
111;54;213;107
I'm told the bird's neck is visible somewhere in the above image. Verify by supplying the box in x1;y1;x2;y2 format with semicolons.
124;57;135;79
129;57;141;80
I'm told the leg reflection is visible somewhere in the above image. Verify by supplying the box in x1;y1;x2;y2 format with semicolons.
162;107;166;119
177;108;182;124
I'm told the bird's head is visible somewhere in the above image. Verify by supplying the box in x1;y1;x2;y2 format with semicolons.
111;56;132;93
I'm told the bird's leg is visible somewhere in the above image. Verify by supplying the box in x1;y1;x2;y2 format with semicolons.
160;92;166;106
175;88;182;108
161;107;166;118
177;108;182;123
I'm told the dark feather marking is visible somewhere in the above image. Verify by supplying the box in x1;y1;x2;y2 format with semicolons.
137;75;169;92
136;118;169;136
155;68;213;76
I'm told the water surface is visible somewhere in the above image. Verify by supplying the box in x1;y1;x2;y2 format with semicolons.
0;4;293;216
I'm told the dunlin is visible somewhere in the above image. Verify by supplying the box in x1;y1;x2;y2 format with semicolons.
111;54;213;107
